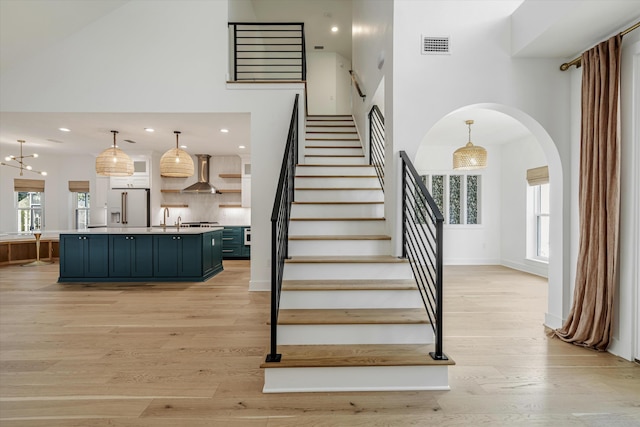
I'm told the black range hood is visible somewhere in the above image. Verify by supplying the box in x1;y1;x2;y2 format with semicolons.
182;154;217;193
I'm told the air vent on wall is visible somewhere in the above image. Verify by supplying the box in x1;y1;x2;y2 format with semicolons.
421;36;450;55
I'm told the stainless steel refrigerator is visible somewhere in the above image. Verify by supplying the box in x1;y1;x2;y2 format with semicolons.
107;188;150;228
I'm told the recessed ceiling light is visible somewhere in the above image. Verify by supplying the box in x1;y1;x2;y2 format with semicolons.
180;145;187;149
144;128;155;132
238;145;246;149
331;26;338;33
58;127;70;132
220;128;230;133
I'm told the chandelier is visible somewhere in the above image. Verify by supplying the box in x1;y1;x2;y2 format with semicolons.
453;120;487;170
1;140;47;176
159;131;194;178
95;130;134;176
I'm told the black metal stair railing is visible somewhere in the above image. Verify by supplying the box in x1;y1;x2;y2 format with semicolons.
368;105;385;191
266;94;300;363
400;151;448;361
228;22;306;81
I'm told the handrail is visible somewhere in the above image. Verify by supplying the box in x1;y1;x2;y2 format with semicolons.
368;105;385;191
399;151;448;361
349;70;366;100
228;22;306;81
266;94;300;363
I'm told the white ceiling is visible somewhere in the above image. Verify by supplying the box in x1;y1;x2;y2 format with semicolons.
0;0;638;158
0;112;251;157
424;109;532;147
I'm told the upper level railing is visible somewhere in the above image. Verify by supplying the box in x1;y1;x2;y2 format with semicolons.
228;22;306;81
400;151;448;361
368;105;385;191
266;94;300;363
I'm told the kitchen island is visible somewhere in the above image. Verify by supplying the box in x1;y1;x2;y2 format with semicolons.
58;227;223;283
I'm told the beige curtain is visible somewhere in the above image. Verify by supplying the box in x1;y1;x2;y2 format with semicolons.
555;35;622;351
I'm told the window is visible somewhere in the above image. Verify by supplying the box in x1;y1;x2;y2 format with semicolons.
533;183;550;259
421;173;481;225
17;192;44;232
526;166;549;261
75;192;91;229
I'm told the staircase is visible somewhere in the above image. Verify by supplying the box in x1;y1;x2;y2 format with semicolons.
261;115;454;393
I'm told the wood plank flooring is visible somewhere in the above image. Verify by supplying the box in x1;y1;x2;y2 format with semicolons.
1;261;639;426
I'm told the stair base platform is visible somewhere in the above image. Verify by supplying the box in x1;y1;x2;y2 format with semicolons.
262;344;454;393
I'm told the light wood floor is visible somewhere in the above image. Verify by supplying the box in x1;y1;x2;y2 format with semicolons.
1;261;638;426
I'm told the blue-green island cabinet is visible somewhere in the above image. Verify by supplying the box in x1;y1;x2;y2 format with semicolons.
153;234;201;278
222;226;250;259
58;229;223;282
109;235;153;277
60;234;109;278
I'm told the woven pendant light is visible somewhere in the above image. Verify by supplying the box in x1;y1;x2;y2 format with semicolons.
160;131;194;178
95;130;134;176
453;120;487;170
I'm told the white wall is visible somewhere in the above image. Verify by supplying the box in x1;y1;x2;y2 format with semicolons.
351;0;394;235
307;52;336;115
500;135;548;277
0;151;96;232
414;145;502;265
0;0;303;291
306;52;351;115
391;0;570;330
609;34;640;360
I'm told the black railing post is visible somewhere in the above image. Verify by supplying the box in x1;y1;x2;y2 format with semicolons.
401;158;408;259
265;94;299;363
301;23;306;81
429;218;447;360
233;24;238;82
266;219;281;362
399;151;448;362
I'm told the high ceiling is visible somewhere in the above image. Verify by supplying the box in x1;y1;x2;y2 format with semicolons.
0;0;638;158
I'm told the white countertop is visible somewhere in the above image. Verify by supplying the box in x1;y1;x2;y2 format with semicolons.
0;227;223;242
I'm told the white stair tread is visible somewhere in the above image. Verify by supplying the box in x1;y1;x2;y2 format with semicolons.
282;279;416;290
289;234;390;240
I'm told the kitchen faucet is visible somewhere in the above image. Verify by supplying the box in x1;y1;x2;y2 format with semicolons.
162;207;170;229
177;216;182;230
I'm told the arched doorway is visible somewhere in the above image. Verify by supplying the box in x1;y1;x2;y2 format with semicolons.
413;103;565;330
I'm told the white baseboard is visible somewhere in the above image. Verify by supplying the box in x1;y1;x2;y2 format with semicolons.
544;312;563;330
501;259;548;278
249;279;270;291
443;258;501;265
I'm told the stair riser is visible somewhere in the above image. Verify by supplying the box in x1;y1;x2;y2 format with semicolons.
304;133;362;143
307;120;354;127
288;239;390;256
283;262;412;280
305;147;363;156
289;220;386;236
304;139;361;147
279;289;422;309
294;189;383;202
306;126;356;132
277;324;434;345
295;176;381;188
296;166;376;176
263;365;450;393
304;156;366;165
291;203;383;218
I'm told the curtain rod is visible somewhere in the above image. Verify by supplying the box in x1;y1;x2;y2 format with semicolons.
560;21;640;71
